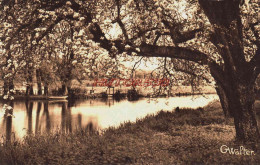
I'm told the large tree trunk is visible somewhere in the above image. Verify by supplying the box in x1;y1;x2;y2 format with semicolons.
36;69;42;95
215;84;230;117
212;68;259;142
61;84;68;96
26;73;34;96
199;0;260;143
227;83;259;142
215;75;260;142
60;50;74;96
3;80;9;96
44;85;49;96
3;79;14;96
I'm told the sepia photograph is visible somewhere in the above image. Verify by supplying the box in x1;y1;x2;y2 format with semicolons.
0;0;259;164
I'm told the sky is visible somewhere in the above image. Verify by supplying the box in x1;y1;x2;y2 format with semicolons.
121;57;161;71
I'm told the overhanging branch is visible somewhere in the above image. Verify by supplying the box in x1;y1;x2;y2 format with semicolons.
172;67;211;84
139;43;209;65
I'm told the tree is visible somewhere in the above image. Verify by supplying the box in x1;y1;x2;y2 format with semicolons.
89;0;260;142
197;1;259;142
90;0;260;143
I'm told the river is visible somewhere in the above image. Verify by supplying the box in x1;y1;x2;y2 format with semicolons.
0;94;218;140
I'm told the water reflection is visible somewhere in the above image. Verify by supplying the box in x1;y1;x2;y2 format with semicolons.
1;102;14;143
44;102;51;133
61;102;72;133
6;113;13;143
35;102;41;133
0;95;218;140
25;101;33;134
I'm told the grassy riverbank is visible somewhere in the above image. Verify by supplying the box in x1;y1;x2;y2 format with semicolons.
0;101;260;164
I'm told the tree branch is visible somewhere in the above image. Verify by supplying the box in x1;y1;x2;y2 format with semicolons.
153;32;161;45
250;46;260;68
161;19;202;44
208;61;226;89
175;29;202;43
110;0;129;42
36;17;63;43
5;20;35;50
131;27;158;41
139;43;209;65
249;22;260;68
249;22;260;47
172;67;211;84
